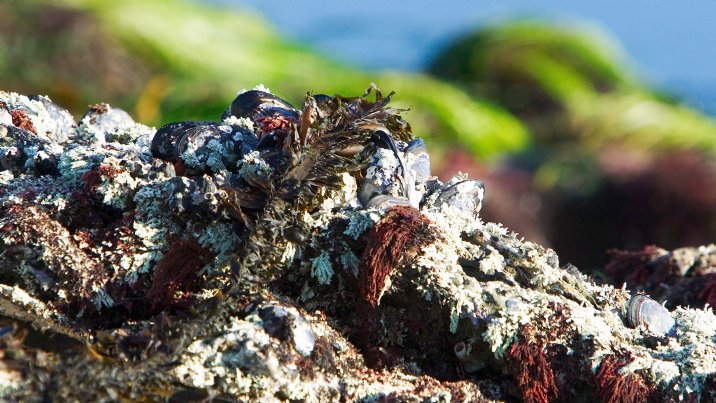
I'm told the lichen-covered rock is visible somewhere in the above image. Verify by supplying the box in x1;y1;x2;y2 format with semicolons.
1;86;715;402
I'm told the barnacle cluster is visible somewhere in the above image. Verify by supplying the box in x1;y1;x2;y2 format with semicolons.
1;86;716;401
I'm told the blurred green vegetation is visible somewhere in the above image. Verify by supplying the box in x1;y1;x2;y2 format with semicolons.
0;0;527;164
429;21;716;163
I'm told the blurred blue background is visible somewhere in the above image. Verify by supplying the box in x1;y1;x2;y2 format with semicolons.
224;0;716;115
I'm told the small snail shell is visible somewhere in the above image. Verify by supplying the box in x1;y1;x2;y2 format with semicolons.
626;294;676;337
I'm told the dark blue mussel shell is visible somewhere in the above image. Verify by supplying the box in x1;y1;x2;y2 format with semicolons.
227;90;298;123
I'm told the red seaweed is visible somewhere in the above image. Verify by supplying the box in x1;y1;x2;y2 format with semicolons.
358;205;433;307
595;353;652;403
505;325;558;403
10;109;37;134
146;238;214;308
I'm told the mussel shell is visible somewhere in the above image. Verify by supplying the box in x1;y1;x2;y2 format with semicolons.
405;138;430;185
434;179;485;216
454;340;489;373
164;175;219;215
626;294;676;336
373;126;405;172
228;90;298;123
150;121;217;161
365;195;411;210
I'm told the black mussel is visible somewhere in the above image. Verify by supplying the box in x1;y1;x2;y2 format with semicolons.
150;121;217;161
626;294;676;337
164;176;219;216
256;303;315;357
152;121;254;174
228;90;298;123
454;338;491;373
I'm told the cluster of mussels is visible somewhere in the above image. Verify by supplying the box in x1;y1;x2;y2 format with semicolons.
152;87;485;226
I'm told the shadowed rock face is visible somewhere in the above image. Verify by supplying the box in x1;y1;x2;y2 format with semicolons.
1;88;716;402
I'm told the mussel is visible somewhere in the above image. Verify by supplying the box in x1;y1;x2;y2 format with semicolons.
164;175;219;216
2;125;60;176
151;121;255;174
150;121;219;161
454;338;491;373
358;127;433;209
364;194;412;210
626;294;676;337
226;90;299;123
405;138;430;184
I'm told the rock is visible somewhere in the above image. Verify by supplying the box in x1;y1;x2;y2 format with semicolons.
0;87;715;402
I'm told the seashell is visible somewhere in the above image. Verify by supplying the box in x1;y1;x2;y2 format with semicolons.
2;125;61;176
358;131;436;209
150;121;220;162
405;138;430;185
365;194;411;210
626;294;676;337
403;138;431;207
227;90;298;123
358;146;403;207
164;175;220;215
433;180;485;217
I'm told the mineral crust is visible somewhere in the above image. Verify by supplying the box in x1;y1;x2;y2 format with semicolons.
1;87;716;402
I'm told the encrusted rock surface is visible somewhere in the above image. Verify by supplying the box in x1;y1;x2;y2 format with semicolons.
1;87;716;402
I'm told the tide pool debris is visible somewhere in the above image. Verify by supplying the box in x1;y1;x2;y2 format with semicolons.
1;86;716;401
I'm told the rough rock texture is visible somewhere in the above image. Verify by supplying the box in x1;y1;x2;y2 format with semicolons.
607;244;716;310
1;87;716;402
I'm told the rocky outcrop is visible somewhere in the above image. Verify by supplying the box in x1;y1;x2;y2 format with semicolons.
1;87;715;402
